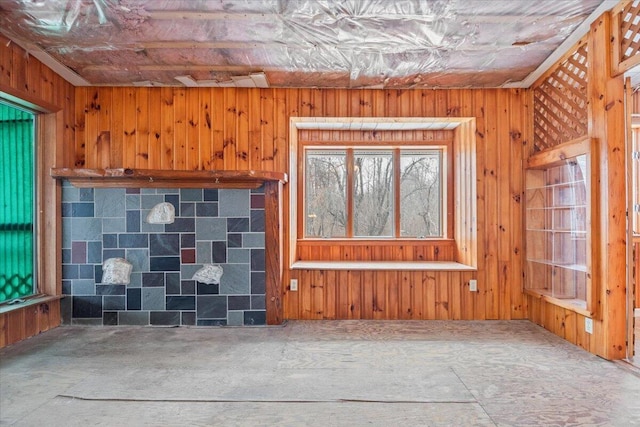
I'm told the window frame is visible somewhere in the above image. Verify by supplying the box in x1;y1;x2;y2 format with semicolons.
289;117;477;269
300;144;453;240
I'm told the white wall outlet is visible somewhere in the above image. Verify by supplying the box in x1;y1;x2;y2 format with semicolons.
585;317;593;334
290;279;298;291
469;279;478;292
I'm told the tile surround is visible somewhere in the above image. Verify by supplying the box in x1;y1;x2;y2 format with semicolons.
61;182;266;326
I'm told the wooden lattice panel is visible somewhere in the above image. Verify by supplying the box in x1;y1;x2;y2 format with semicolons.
621;0;640;61
533;42;588;154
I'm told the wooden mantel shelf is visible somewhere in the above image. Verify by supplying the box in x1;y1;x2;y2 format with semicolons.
51;168;287;189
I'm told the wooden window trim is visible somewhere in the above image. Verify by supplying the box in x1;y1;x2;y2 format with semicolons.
289;117;477;269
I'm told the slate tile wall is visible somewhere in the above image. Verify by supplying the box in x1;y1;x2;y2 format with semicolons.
60;182;266;326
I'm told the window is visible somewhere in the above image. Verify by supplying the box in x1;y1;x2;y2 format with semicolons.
0;102;36;303
304;148;446;239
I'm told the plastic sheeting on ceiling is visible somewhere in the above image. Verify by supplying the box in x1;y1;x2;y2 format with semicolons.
0;0;607;88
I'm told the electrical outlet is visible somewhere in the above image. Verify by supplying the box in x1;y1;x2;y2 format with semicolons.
585;317;593;334
290;279;298;291
469;279;478;292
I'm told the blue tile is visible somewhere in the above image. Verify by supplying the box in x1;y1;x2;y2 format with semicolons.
62;203;72;217
126;288;141;310
78;264;95;279
203;189;218;201
102;234;117;249
212;241;227;263
197;282;219;295
180;188;203;202
71;203;94;217
251;272;265;294
196;295;227;318
103;311;118;326
180;203;195;217
242;233;265;248
166;272;181;295
181;312;196;326
150;311;180;326
142;272;164;287
164;195;180;215
79;188;94;201
195;218;226;240
62;280;72;295
166;296;195;311
251;295;266;310
103;249;125;261
87;241;102;263
103;296;125;311
62;264;78;279
243;310;266;325
196;241;212;264
126;210;140;233
118;234;148;248
228;233;242;248
149;234;180;256
228;248;249;263
181;233;196;248
62;248;71;263
96;284;125;296
228;295;250;310
196;202;218;217
250;210;265;232
62;185;80;202
251;249;265;271
150;256;180;271
227;217;249;232
165;218;195;233
72;296;103;318
94;265;103;283
103;218;126;233
141;194;164;209
156;188;179;195
219;189;250;216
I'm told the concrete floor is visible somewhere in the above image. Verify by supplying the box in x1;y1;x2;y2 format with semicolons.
1;320;640;427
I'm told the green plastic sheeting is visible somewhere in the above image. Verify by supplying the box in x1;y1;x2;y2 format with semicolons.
0;103;34;302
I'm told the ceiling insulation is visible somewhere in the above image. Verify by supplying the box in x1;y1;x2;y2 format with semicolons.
0;0;613;88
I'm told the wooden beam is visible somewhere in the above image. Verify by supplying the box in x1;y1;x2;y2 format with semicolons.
265;181;284;325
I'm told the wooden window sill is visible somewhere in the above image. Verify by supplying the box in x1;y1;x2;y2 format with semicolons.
524;289;592;318
0;294;63;315
291;261;476;271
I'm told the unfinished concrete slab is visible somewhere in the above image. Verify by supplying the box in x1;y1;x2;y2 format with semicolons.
1;320;640;426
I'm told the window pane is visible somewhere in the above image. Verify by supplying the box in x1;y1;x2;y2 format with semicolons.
400;151;442;237
305;150;347;237
353;151;393;237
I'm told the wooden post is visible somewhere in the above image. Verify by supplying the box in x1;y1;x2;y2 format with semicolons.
588;12;628;360
264;180;284;324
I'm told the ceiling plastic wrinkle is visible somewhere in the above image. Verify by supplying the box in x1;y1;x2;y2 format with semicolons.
0;0;605;88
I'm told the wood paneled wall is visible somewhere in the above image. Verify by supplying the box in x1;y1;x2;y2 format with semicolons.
0;34;74;347
73;87;529;321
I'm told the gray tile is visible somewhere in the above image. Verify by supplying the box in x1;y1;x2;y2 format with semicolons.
181;264;202;281
219;189;250;217
156;188;179;194
125;249;149;272
126;195;140;210
71;318;103;326
142;288;165;311
79;188;94;202
228;248;250;263
141;215;165;233
141;195;165;209
128;272;142;288
71;218;102;241
242;232;264;248
220;263;250;294
196;295;227;318
227;311;244;326
195;218;226;241
180;188;203;201
71;279;95;295
102;218;126;233
141;188;157;195
62;185;80;202
118;311;150;325
196;241;212;264
62;218;72;248
94;188;126;218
